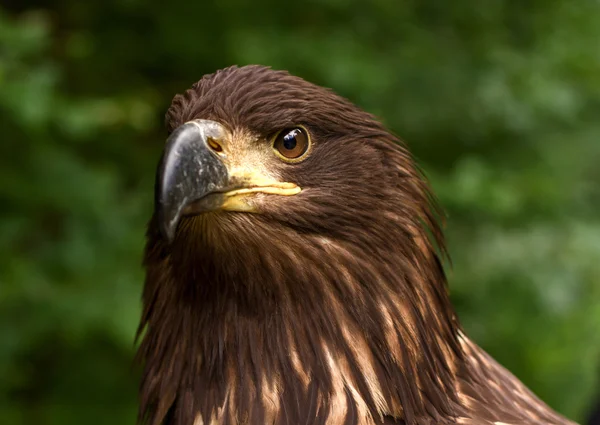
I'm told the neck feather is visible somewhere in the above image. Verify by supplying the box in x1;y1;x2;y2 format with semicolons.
137;212;465;425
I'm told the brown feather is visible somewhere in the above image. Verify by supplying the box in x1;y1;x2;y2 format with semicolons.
137;65;576;425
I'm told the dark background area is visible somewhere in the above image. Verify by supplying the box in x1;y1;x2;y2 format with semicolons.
1;1;599;424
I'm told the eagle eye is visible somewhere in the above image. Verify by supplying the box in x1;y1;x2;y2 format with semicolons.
272;127;311;162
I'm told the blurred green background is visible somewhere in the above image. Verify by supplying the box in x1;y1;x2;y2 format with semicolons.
1;0;599;424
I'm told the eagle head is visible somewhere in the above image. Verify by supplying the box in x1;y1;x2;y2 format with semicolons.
137;65;575;425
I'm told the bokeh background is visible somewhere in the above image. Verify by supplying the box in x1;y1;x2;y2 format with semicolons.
1;0;600;424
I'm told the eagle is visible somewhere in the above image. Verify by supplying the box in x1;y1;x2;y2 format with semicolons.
136;65;576;425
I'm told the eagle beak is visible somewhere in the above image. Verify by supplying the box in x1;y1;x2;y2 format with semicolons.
155;119;302;243
155;120;229;242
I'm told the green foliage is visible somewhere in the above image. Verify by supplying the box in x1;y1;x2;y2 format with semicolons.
0;1;599;424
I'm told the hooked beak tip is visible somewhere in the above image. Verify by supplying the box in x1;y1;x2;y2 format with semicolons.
154;120;229;242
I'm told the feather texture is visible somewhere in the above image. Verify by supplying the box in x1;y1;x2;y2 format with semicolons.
137;65;577;425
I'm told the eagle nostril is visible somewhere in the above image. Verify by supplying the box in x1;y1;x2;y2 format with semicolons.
207;137;223;154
